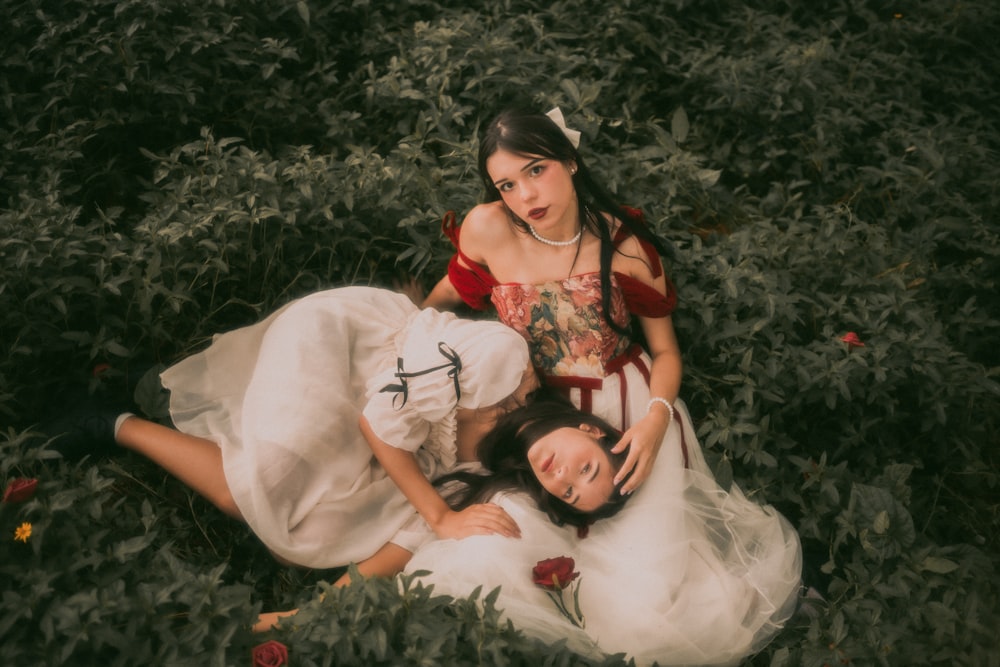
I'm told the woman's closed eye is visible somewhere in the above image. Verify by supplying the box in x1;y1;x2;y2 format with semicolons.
562;463;596;502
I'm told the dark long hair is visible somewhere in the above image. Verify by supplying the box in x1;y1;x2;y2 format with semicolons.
434;389;633;529
476;106;670;335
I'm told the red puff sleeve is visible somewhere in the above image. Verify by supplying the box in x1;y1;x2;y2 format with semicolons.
614;207;677;318
441;211;498;311
616;272;677;317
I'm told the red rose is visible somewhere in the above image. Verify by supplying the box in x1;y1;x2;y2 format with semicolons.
532;556;586;627
3;478;38;504
251;639;288;667
532;556;579;591
839;332;866;348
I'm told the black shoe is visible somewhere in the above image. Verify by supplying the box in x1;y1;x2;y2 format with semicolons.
39;403;125;461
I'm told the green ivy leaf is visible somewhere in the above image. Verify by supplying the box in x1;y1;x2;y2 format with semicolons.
671;106;689;144
920;557;960;574
846;483;916;560
296;1;310;26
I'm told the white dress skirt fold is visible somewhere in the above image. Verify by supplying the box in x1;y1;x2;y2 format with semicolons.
405;400;801;667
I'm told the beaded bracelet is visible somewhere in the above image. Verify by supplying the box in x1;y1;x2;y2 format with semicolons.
647;397;675;422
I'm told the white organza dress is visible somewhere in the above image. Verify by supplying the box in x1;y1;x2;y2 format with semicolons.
405;403;801;667
160;287;529;569
406;263;802;665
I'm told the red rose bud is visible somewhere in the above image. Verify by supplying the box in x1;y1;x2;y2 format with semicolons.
532;556;580;591
251;640;288;667
839;332;865;348
3;478;38;504
92;362;112;378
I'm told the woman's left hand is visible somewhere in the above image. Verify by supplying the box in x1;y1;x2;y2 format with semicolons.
610;411;670;494
432;504;522;540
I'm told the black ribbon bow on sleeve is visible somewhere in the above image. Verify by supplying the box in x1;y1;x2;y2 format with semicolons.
379;341;463;409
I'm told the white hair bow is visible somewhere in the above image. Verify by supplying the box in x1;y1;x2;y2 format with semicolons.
545;107;581;149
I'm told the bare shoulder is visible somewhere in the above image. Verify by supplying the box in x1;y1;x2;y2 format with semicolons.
612;226;661;284
459;202;513;257
463;201;509;234
614;230;644;257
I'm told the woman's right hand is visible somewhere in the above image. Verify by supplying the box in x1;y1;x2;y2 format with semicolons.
431;503;521;540
253;609;298;632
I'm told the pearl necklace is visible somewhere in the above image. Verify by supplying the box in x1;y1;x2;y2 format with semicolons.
527;224;582;247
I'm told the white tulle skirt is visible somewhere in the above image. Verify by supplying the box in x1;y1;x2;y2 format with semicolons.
405;400;802;666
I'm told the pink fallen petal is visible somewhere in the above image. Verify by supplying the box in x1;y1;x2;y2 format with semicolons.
840;332;866;348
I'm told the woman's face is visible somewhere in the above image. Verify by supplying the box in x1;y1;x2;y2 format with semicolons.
486;148;577;234
526;424;617;512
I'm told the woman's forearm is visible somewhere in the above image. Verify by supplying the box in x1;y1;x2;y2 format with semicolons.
360;416;451;528
647;348;682;406
641;315;682;406
421;274;462;310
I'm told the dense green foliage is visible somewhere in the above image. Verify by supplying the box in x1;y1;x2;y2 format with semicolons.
2;0;998;664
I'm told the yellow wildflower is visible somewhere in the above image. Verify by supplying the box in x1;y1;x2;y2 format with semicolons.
14;522;31;542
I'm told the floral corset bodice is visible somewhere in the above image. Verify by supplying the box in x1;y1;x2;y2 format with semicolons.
491;273;633;379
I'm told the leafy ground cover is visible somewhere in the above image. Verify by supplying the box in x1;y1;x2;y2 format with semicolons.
1;0;998;664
